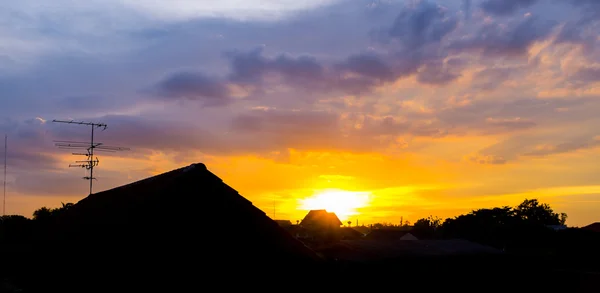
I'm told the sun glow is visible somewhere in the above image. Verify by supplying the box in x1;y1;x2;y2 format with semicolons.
298;189;372;221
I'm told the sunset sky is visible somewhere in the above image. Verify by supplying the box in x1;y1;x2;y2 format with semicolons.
1;0;600;226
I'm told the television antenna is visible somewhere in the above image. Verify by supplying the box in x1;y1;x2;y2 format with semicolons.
52;120;130;195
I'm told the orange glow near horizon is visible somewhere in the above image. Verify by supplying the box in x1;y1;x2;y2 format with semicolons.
298;189;372;222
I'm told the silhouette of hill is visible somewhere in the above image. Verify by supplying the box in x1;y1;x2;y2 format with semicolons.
18;163;321;292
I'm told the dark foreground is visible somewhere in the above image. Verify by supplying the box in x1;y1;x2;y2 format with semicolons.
2;247;598;292
2;164;598;292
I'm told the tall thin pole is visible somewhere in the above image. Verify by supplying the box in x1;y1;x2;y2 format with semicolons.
89;125;94;195
3;135;7;216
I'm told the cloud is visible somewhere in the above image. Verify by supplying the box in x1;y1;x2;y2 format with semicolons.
484;117;536;133
470;130;600;165
336;53;396;82
151;71;232;106
449;16;558;57
465;153;507;165
471;67;515;90
570;66;600;85
225;47;325;89
66;114;230;154
229;108;354;152
481;0;539;16
416;60;462;85
523;137;600;157
3;0;600;218
463;0;472;21
382;0;459;51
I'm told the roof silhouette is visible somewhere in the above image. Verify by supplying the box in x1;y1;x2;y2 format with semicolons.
582;222;600;233
32;163;322;291
300;209;342;227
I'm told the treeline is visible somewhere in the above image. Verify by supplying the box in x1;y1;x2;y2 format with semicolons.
410;199;566;242
0;203;74;243
407;199;600;266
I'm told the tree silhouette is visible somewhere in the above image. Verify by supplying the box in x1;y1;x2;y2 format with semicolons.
413;216;442;239
439;199;567;251
32;207;53;221
32;203;75;225
559;213;567;225
0;215;33;243
514;199;562;226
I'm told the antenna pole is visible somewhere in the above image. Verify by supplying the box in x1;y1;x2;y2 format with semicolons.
90;125;94;195
3;135;6;216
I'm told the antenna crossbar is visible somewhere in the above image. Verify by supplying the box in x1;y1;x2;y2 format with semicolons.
52;120;107;129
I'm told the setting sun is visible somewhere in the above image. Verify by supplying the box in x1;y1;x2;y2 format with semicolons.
298;189;372;222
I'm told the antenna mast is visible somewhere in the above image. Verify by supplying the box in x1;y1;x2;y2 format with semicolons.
52;120;129;195
3;135;6;216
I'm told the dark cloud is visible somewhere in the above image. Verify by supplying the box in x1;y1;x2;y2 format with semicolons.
152;71;232;106
225;47;325;87
333;52;405;94
449;16;557;57
140;0;571;103
336;53;395;82
481;0;539;16
358;0;463;87
553;16;600;51
384;0;459;51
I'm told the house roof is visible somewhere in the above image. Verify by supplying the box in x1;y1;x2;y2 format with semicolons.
38;163;321;282
300;210;342;226
582;222;600;233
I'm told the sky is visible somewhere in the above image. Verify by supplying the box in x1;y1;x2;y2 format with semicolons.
1;0;600;226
